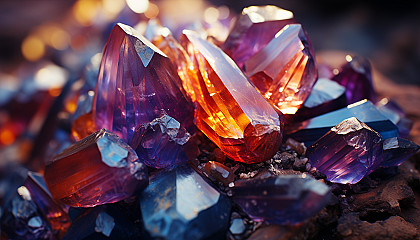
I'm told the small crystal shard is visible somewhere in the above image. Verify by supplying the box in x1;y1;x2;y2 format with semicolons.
231;174;330;224
306;117;383;184
244;24;318;114
180;30;283;164
222;5;295;69
332;55;377;104
288;100;398;145
44;129;148;207
140;164;231;240
381;137;419;167
24;172;70;238
204;161;236;186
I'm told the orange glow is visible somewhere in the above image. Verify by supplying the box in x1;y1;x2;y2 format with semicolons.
144;2;159;19
49;88;62;97
50;29;70;50
70;34;87;50
21;35;45;61
73;0;101;26
0;128;16;145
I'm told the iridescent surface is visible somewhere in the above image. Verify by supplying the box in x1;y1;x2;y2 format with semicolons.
44;129;148;207
139;164;231;240
24;172;70;238
90;23;194;145
0;186;54;240
289;100;398;145
306;117;383;184
180;30;283;164
222;5;295;69
332;55;376;104
244;24;318;114
381;137;419;167
231;174;330;224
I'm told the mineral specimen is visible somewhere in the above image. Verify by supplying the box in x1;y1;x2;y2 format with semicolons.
288;100;398;145
139;164;231;240
180;30;283;164
375;98;413;138
44;129;148;207
381;137;419;168
203;161;236;186
231;174;330;224
332;55;376;104
244;24;318;114
222;5;295;69
306;117;383;184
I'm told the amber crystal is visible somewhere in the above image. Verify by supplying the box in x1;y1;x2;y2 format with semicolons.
244;24;317;114
180;30;283;164
44;129;148;207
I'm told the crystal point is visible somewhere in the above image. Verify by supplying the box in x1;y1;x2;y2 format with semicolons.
381;137;419;167
180;30;283;164
231;174;330;224
244;24;318;114
44;129;148;207
140;164;231;240
306;117;383;184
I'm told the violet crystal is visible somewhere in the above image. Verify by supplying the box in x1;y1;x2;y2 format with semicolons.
306;117;383;184
231;174;330;225
44;128;148;207
381;137;419;168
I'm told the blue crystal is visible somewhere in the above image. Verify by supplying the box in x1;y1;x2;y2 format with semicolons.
139;164;231;240
288;100;398;145
231;174;330;225
381;137;419;168
376;98;413;138
229;219;246;235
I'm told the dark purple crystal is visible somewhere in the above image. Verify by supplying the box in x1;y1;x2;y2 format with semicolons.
381;137;419;168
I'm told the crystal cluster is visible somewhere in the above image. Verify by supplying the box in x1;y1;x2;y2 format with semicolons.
44;129;148;207
231;174;330;224
139;164;231;240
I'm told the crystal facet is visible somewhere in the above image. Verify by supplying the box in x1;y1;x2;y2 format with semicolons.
44;129;148;207
332;55;376;104
381;137;419;168
139;164;231;240
244;24;318;114
231;174;330;224
180;30;283;164
203;161;236;186
288;100;398;145
306;117;383;184
24;172;70;238
88;23;194;148
376;98;413;138
222;5;295;69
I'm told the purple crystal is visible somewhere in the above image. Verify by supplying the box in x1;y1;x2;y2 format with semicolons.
231;174;330;225
306;117;383;184
93;23;194;147
381;137;419;168
24;172;70;238
376;98;413;138
222;5;296;69
332;55;377;104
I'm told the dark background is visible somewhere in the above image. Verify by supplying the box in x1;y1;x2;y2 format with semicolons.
1;0;420;85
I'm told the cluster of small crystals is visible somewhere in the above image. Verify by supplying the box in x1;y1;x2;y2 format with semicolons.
3;4;420;240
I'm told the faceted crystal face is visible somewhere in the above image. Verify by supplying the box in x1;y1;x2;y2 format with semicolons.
180;30;283;164
306;117;383;184
244;24;318;114
139;164;231;240
375;98;413;138
24;172;70;238
289;100;398;145
44;129;148;207
332;55;376;104
231;174;330;224
91;23;194;145
222;5;295;69
381;137;419;167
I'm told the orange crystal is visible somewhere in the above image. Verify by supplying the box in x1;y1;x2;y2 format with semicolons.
180;30;283;164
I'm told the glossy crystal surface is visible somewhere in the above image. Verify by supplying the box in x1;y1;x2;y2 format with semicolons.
231;174;330;224
180;30;283;164
90;23;194;145
44;129;148;207
376;98;413;138
306;117;383;184
289;100;398;145
244;24;318;114
139;164;231;240
381;137;419;167
222;5;295;69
